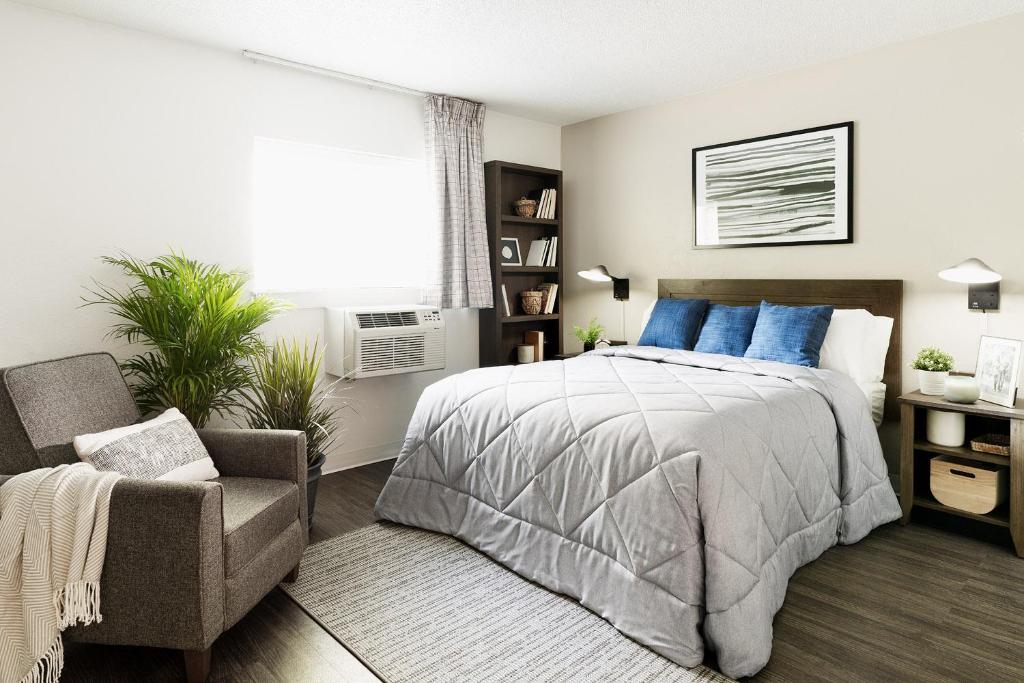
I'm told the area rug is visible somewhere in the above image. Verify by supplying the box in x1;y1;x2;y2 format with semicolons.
282;523;733;682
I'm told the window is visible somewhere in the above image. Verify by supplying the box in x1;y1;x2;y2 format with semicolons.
252;137;433;292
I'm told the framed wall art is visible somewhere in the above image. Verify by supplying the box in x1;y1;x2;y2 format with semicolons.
499;237;522;266
693;121;853;249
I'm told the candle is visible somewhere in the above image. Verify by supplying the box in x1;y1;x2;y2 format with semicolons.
517;344;535;364
943;375;980;404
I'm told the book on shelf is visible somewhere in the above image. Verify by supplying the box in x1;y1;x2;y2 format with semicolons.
527;188;557;220
500;284;510;317
525;239;548;267
536;282;558;314
522;237;557;268
524;330;544;362
544;189;556;219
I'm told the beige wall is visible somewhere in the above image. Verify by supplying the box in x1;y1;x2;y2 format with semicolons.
0;1;560;472
562;13;1024;388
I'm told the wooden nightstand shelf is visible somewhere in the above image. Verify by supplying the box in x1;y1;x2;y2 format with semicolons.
899;390;1024;556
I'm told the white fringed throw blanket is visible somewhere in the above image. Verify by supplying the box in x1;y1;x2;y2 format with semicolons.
0;463;121;683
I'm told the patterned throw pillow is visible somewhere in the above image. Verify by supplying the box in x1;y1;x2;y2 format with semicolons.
637;298;709;350
744;300;834;367
73;408;219;481
694;304;760;357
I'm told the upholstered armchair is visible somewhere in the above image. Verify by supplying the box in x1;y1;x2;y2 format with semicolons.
0;353;308;682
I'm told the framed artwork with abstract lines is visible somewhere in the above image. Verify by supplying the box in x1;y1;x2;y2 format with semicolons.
693;122;853;248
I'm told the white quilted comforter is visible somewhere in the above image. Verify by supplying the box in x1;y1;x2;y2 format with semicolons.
375;347;901;677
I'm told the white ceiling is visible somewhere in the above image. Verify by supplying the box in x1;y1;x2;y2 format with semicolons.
18;0;1024;124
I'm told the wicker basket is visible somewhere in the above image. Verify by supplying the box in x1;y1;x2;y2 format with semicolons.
520;290;543;315
513;197;537;218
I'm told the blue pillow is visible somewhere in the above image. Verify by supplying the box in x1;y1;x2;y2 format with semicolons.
638;298;708;350
694;304;759;357
744;301;834;367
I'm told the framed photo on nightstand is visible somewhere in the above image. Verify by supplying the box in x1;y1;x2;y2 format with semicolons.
976;335;1022;407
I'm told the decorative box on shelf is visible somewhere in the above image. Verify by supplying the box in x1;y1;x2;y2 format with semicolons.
929;455;1007;515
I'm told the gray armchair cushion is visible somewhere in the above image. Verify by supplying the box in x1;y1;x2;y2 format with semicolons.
199;428;308;543
219;477;300;576
1;353;140;472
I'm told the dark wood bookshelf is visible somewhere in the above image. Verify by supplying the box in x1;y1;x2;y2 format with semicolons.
500;214;560;226
501;266;558;274
480;161;563;366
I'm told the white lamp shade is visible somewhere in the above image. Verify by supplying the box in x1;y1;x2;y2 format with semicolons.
938;258;1001;284
578;265;613;282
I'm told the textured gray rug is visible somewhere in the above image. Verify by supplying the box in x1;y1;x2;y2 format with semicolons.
282;523;733;683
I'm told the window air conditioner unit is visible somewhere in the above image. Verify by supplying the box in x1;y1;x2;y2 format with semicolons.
325;305;446;379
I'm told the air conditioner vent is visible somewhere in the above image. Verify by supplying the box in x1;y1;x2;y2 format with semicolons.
324;305;446;379
358;336;429;372
355;311;419;329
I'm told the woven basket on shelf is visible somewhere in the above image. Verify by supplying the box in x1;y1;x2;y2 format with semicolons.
513;197;537;218
520;291;543;315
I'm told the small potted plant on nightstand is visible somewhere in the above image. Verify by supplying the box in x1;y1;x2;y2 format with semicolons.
573;318;605;353
245;339;342;531
912;347;954;396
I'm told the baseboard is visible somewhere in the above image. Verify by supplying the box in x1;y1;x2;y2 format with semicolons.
322;440;402;474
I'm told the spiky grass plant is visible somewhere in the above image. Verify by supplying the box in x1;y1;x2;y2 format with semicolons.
244;339;342;466
86;252;285;427
573;317;605;346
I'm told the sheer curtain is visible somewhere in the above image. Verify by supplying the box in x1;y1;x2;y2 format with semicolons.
420;95;493;309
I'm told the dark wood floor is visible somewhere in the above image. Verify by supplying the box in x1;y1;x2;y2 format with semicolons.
65;460;1024;682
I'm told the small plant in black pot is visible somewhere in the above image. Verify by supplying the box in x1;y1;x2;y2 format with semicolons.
245;339;342;530
573;318;605;353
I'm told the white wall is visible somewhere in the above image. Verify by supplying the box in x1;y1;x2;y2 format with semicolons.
0;1;560;471
562;13;1024;377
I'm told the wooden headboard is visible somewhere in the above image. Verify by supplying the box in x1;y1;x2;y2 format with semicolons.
658;279;903;420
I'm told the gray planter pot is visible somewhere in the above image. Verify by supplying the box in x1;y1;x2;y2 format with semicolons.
306;451;327;531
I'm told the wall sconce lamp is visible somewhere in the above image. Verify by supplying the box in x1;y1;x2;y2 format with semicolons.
938;257;1001;311
577;265;630;301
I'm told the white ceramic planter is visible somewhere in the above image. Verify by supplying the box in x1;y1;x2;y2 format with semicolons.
918;369;948;396
926;409;965;447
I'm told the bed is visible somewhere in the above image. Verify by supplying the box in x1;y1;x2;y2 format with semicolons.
374;279;903;678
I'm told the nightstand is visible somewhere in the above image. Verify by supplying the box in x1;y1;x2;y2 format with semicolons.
554;341;628;361
898;390;1024;557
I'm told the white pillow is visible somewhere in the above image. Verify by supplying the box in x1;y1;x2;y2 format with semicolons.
639;301;657;339
73;407;220;481
863;314;894;383
818;309;893;383
860;381;887;427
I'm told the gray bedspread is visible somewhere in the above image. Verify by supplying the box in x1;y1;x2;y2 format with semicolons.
374;347;901;677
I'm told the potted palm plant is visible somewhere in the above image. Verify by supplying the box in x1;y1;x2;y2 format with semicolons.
87;252;284;426
244;339;342;530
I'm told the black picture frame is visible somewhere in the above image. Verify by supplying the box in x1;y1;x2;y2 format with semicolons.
499;237;522;266
692;121;854;249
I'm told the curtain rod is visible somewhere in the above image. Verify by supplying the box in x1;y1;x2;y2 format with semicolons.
242;50;427;98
